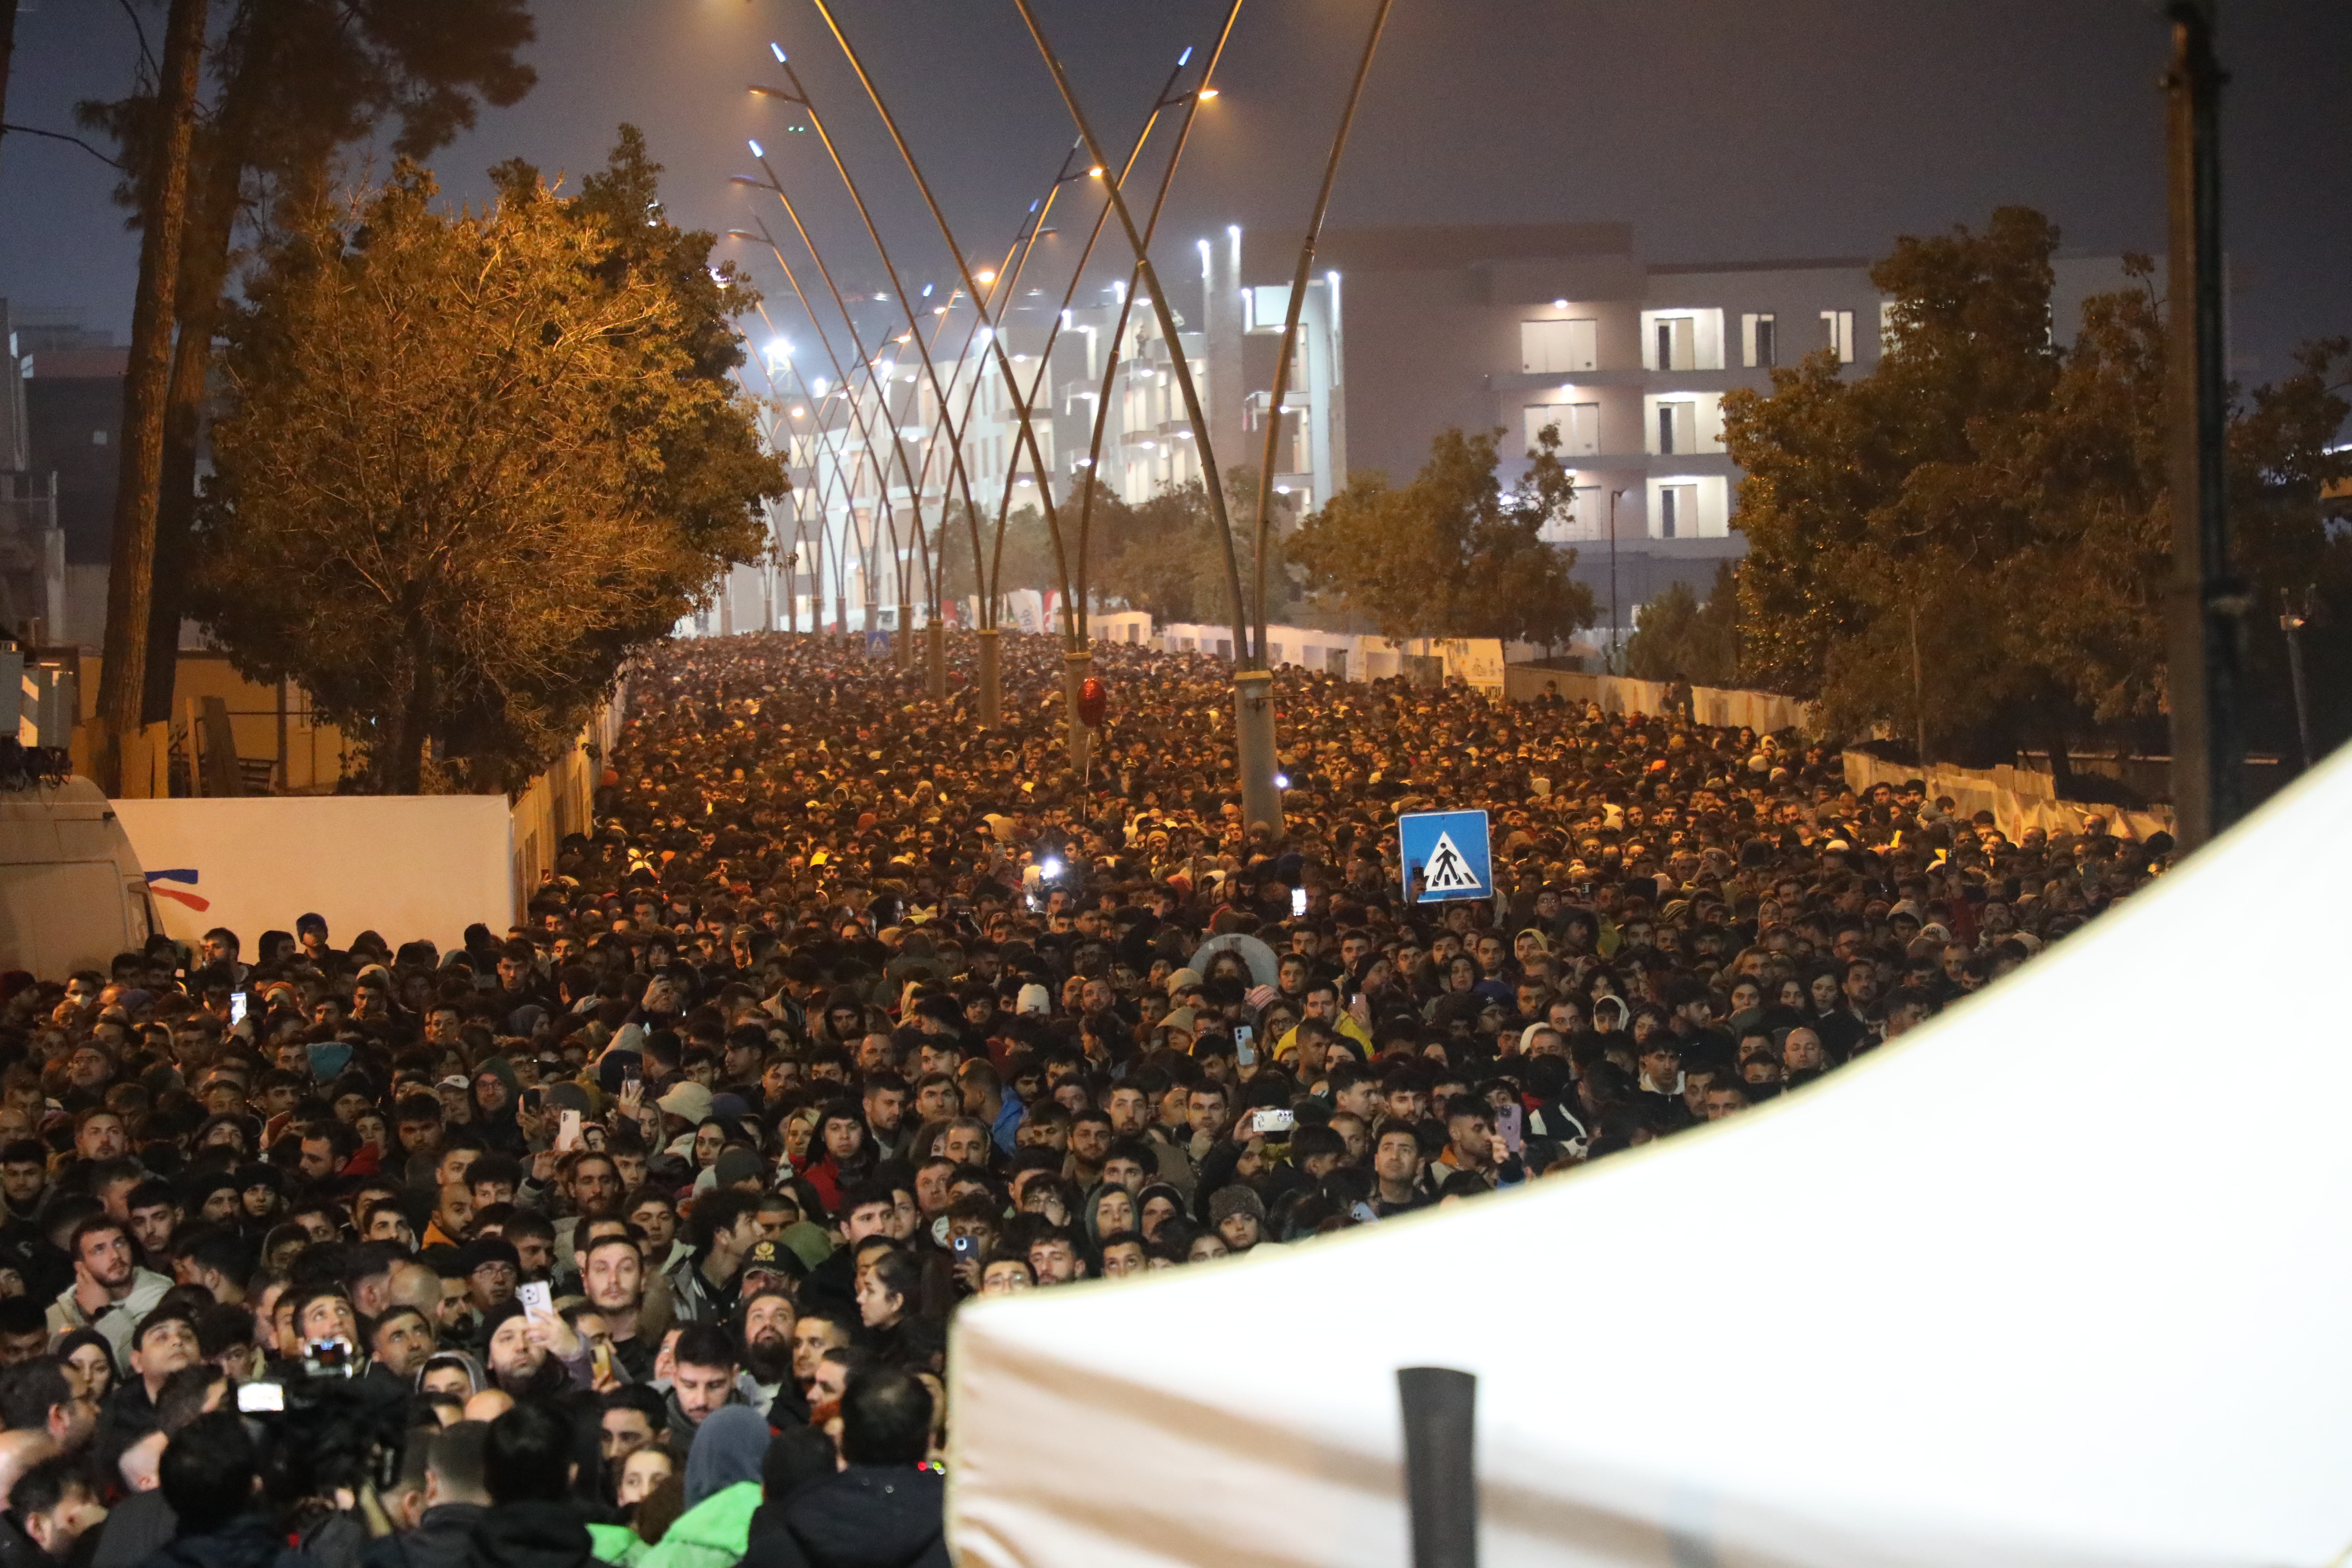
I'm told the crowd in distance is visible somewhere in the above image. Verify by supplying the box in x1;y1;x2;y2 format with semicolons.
0;631;2165;1568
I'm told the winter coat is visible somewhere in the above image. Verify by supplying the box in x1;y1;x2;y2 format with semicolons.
739;1468;948;1568
582;1525;643;1568
91;1491;176;1568
639;1403;768;1568
134;1516;322;1568
0;1513;48;1568
361;1504;488;1568
463;1503;595;1568
634;1484;760;1568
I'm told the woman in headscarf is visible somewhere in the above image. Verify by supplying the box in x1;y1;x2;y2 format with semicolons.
637;1406;771;1568
1079;1182;1136;1268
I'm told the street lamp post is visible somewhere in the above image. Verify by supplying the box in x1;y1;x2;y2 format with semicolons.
1008;0;1260;813
1608;488;1626;673
723;205;912;648
807;0;1128;774
2163;0;2242;850
783;550;800;634
731;160;926;645
1244;0;1396;832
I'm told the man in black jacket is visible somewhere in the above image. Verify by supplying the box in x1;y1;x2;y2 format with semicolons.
464;1403;593;1568
744;1367;945;1568
364;1422;490;1568
138;1408;319;1568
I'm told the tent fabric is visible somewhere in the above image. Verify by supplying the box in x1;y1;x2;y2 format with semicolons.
946;745;2352;1568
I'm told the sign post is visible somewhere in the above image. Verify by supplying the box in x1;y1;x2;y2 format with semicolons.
1397;810;1491;904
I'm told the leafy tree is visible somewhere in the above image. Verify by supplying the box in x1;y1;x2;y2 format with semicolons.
81;0;537;724
189;137;784;792
1089;469;1296;630
933;502;1060;611
1288;425;1593;645
1725;204;2352;765
1625;561;1742;685
2228;338;2352;758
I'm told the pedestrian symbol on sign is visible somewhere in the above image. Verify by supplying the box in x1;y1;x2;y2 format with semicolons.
1396;810;1492;904
1421;831;1481;893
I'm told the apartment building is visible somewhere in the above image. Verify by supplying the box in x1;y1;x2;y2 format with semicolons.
709;223;2134;641
1273;224;2136;645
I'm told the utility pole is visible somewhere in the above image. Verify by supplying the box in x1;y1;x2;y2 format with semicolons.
1608;489;1626;674
95;0;207;796
0;1;21;175
2279;587;2314;772
2163;0;2241;852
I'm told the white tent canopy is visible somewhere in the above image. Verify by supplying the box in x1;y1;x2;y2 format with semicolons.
947;746;2352;1568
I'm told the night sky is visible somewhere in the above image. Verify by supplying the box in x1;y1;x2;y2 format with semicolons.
2;0;2345;383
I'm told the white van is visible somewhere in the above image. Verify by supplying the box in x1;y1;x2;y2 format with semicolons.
0;777;160;978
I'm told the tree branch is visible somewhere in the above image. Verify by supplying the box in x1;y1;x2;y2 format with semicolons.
0;123;125;168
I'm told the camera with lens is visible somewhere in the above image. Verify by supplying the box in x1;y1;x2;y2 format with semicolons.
236;1358;414;1500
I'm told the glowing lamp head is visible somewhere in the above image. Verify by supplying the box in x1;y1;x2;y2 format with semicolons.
1040;856;1064;880
747;139;764;159
1197;86;1219;99
1087;166;1105;178
1274;773;1290;790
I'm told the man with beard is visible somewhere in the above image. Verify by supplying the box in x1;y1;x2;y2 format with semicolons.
660;1324;743;1467
738;1290;803;1422
551;1154;624;1281
46;1220;171;1373
577;1234;656;1383
481;1301;589;1401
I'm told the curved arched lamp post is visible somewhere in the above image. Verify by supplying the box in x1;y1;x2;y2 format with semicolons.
724;216;910;639
1011;0;1397;833
806;0;1230;776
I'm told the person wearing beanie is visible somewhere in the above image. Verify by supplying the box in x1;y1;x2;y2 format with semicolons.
1207;1185;1265;1253
696;1146;766;1197
479;1298;590;1400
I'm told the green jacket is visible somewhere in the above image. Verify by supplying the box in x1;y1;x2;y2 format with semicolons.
588;1521;648;1568
637;1482;762;1568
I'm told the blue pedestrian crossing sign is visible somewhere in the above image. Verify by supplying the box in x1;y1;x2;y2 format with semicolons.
1398;810;1492;903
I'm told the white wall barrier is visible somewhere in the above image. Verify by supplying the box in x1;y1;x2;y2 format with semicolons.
116;795;516;958
1147;620;1511;695
1842;751;2176;842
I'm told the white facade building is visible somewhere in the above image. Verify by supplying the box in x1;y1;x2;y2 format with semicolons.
694;223;2136;644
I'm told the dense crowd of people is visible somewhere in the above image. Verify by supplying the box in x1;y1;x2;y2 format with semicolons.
0;629;2168;1568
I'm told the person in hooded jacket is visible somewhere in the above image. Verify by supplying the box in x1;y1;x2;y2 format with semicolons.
742;1368;945;1568
468;1061;527;1157
138;1408;321;1568
634;1408;767;1568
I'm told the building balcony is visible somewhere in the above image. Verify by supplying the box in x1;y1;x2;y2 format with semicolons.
1490;366;1753;394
